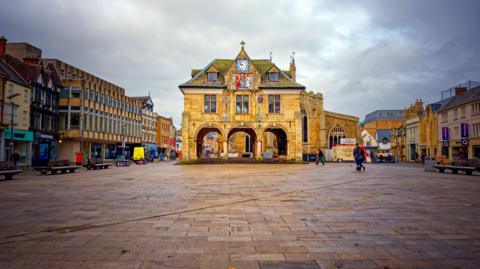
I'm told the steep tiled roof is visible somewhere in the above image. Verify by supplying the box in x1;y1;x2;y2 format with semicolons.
179;59;305;89
0;54;41;83
0;57;28;87
438;86;480;112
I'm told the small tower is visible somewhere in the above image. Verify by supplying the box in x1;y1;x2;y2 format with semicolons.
289;51;296;82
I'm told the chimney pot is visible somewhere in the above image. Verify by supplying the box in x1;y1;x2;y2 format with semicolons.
455;87;467;96
0;36;7;55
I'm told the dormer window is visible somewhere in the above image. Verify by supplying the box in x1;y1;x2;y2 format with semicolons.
268;72;279;82
207;72;218;81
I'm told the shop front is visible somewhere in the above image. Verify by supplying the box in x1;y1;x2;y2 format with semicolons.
143;143;158;160
90;143;103;159
4;129;33;167
31;132;59;167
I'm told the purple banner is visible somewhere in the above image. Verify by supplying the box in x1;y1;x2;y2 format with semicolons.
461;123;468;138
442;127;449;141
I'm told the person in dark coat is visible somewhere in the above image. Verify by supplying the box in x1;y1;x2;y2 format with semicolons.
12;152;20;169
353;143;366;171
316;148;325;165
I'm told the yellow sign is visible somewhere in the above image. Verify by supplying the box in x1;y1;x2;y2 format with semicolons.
332;145;355;162
133;147;145;161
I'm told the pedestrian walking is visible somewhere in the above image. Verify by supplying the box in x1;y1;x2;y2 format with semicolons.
12;152;20;169
316;148;325;165
353;143;366;171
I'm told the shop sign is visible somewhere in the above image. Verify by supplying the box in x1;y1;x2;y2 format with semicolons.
4;129;34;142
40;134;54;140
461;139;468;146
340;138;356;145
442;141;449;147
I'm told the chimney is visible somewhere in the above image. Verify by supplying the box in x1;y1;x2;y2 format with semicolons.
23;58;40;65
455;87;467;96
0;36;6;55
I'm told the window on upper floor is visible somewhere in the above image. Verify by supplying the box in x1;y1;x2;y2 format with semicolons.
453;109;458;120
7;83;13;97
441;112;448;123
268;72;279;82
472;102;480;116
473;122;480;137
204;95;216;113
461;106;466;119
268;95;280;113
207;72;218;81
236;95;249;114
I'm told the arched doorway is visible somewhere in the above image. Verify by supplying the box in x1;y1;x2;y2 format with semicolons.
263;127;288;157
196;127;224;159
328;125;346;148
228;127;257;158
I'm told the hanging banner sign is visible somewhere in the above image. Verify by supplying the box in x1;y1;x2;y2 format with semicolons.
461;123;469;138
442;127;449;141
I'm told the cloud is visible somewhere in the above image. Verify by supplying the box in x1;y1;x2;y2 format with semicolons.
1;0;479;125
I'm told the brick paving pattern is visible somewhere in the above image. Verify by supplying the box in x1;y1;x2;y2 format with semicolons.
0;162;479;269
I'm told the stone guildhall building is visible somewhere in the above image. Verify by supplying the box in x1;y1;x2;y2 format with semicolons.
180;43;359;161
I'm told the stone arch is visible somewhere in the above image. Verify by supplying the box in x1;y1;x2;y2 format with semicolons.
328;125;346;148
261;124;290;158
194;123;226;139
227;126;258;158
195;124;226;159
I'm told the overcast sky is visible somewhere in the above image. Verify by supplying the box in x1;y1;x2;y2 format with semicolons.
1;0;479;126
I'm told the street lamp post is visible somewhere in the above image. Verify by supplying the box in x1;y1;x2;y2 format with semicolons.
6;93;20;163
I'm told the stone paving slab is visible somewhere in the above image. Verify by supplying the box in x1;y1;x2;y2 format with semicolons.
0;162;480;268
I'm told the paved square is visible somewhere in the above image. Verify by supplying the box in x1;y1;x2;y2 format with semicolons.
0;163;479;269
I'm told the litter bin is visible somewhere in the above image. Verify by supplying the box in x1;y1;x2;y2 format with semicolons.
424;157;436;171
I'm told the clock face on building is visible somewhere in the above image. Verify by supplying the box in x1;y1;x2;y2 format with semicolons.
236;59;249;72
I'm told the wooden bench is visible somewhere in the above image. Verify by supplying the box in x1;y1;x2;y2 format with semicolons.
116;160;131;167
0;170;23;180
454;159;480;172
433;165;476;175
84;163;111;170
35;166;81;175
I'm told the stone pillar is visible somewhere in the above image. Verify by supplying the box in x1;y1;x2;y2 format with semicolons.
223;140;228;159
256;139;262;159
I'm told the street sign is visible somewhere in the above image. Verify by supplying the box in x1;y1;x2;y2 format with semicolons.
340;138;356;145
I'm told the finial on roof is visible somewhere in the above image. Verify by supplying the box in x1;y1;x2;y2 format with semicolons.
240;41;246;48
148;91;150;97
291;51;296;63
269;51;272;62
